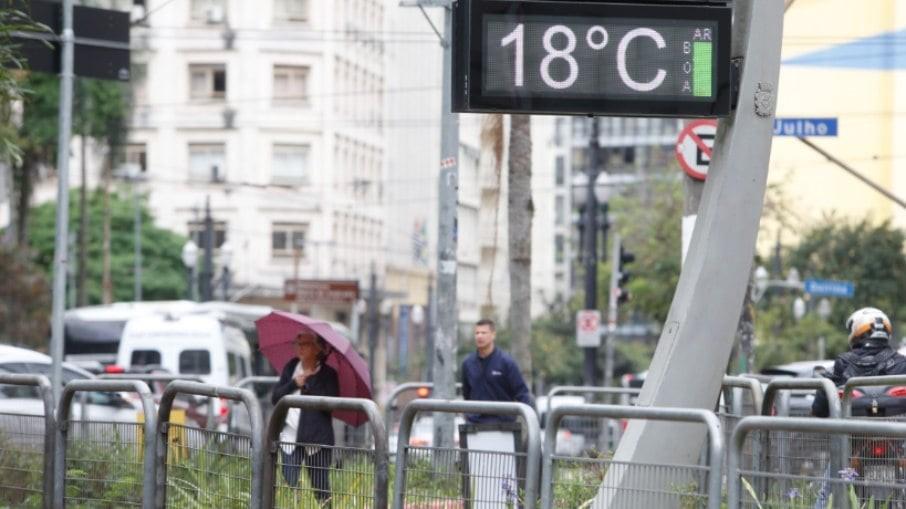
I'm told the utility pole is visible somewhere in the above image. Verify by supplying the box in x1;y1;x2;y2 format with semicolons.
200;197;214;302
367;265;379;382
77;129;88;306
133;177;142;301
681;175;704;265
432;2;459;451
425;282;435;382
605;234;621;389
50;0;75;406
400;0;458;448
582;118;602;387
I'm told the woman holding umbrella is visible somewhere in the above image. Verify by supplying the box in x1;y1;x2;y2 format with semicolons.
271;331;338;505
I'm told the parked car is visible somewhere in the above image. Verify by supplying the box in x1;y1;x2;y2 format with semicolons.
760;359;835;416
0;344;141;423
537;395;589;456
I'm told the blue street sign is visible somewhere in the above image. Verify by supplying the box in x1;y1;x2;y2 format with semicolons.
804;278;854;298
774;118;838;137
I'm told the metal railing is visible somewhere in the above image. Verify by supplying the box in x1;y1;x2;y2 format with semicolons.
543;385;641;414
99;373;216;428
392;399;541;509
543;385;641;452
759;378;845;504
236;375;280;391
0;373;55;509
729;416;906;508
55;379;157;509
722;375;764;417
154;380;263;509
262;395;388;509
383;382;463;430
761;377;840;418
540;404;724;509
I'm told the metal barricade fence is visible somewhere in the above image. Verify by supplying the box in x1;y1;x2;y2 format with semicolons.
841;375;906;493
99;373;215;429
543;386;641;453
729;416;906;508
392;399;541;509
235;375;280;438
55;379;157;509
540;404;723;509
155;380;263;509
383;382;463;433
759;378;845;504
718;376;765;472
0;373;55;509
262;395;388;509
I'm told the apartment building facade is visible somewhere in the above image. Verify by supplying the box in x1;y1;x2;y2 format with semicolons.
127;0;387;321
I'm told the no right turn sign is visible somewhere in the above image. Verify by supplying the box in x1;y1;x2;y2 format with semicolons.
676;119;718;181
576;310;601;347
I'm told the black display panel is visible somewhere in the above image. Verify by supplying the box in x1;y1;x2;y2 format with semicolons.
453;1;732;117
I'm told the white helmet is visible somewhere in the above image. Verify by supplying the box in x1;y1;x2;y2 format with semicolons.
845;307;892;344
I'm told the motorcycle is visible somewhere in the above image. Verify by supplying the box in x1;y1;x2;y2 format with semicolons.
848;385;906;506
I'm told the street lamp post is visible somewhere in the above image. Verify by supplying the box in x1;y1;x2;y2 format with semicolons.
181;240;198;301
747;265;806;371
571;118;612;387
217;241;233;301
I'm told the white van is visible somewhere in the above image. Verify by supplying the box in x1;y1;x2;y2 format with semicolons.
116;312;253;430
116;312;253;387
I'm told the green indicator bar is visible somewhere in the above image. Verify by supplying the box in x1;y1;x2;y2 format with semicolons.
693;41;713;97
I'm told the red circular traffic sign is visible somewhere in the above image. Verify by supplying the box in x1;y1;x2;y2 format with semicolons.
675;119;718;181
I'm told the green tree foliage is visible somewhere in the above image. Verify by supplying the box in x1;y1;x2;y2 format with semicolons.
609;176;683;325
754;217;906;369
12;73;128;244
0;3;49;165
27;189;188;303
0;245;50;349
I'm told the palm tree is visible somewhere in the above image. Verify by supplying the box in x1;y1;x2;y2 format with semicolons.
508;114;533;379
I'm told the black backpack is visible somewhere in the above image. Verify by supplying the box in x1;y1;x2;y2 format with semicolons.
838;348;899;382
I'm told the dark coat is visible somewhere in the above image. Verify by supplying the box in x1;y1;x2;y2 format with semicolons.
461;347;534;423
272;358;339;446
812;342;906;417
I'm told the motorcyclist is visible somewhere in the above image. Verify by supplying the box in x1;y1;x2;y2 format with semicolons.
811;307;906;417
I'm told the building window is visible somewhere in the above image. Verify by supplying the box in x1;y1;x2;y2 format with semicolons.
188;143;226;182
190;0;226;25
274;0;308;23
189;64;226;101
272;222;307;258
123;143;147;174
555;196;565;225
555;234;565;264
273;65;309;106
131;63;148;105
272;143;309;185
187;220;227;249
555;156;565;186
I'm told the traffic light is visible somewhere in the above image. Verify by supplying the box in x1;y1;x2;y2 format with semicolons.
616;245;635;305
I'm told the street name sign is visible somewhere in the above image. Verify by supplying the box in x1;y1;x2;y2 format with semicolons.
773;118;838;137
576;310;601;347
284;280;360;304
675;119;717;180
452;1;732;117
804;278;854;299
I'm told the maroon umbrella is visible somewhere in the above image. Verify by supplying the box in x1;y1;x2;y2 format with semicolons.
255;311;372;426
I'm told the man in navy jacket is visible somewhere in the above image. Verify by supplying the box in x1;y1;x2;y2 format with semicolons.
461;318;534;423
